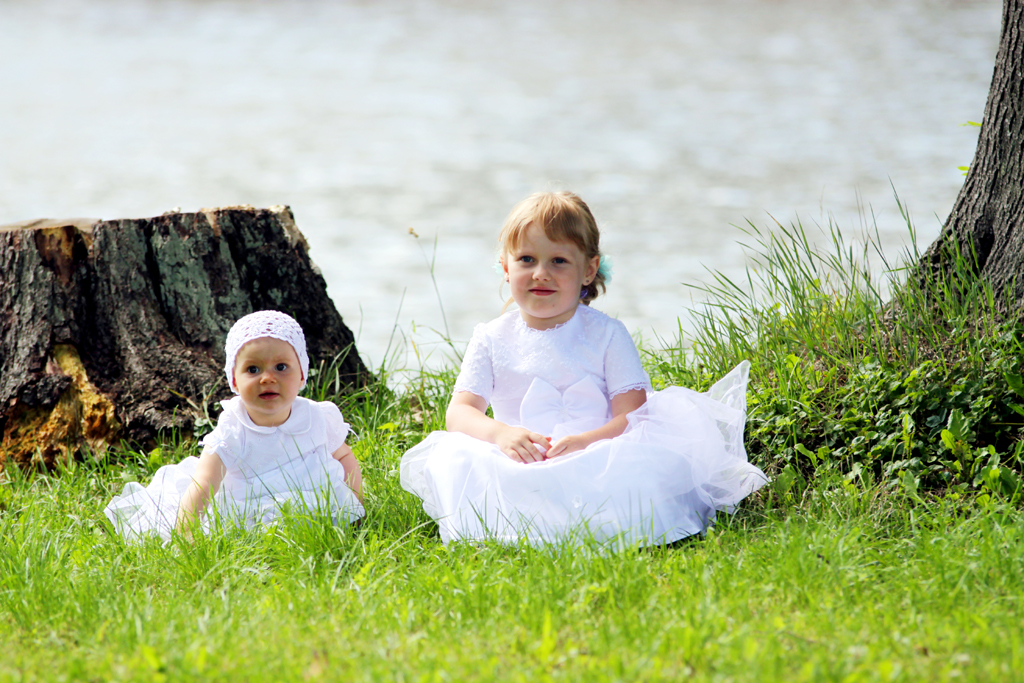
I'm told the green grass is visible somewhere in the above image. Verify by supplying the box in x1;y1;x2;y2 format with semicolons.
2;206;1024;681
2;451;1022;681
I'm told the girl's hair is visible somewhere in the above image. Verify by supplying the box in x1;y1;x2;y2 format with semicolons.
499;191;606;305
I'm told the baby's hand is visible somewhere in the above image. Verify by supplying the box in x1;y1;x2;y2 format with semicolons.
496;426;550;463
546;434;592;459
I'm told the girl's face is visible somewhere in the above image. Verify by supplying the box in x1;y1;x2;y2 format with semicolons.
233;337;304;427
503;222;599;330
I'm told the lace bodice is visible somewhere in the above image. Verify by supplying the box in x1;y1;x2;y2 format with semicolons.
453;304;651;429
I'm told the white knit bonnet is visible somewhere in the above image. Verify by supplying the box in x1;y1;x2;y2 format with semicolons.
224;310;309;394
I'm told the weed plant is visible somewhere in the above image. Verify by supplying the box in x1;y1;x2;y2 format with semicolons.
2;207;1024;680
648;203;1024;500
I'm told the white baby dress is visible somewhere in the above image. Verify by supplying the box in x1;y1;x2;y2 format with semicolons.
400;304;767;546
105;396;365;541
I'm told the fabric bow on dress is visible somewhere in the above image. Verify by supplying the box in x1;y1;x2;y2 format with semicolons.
519;376;610;441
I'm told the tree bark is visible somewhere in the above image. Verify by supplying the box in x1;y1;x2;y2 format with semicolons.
0;206;368;471
923;0;1024;311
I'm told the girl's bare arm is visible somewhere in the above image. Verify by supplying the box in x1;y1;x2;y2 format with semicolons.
546;388;646;458
446;391;550;463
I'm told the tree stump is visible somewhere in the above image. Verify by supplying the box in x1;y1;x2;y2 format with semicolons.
0;205;368;471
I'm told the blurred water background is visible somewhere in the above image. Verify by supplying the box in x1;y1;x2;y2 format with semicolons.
0;0;1000;370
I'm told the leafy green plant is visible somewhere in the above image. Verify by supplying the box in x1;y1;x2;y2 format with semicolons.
651;202;1024;496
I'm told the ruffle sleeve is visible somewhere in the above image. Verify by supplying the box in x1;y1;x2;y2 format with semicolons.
603;319;652;397
453;323;494;403
199;399;245;469
316;401;351;454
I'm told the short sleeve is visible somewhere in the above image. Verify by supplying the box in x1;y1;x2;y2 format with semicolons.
199;401;243;469
317;401;351;454
453;324;494;403
604;320;652;397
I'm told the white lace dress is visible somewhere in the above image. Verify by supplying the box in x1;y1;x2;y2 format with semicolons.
400;304;767;546
105;397;365;541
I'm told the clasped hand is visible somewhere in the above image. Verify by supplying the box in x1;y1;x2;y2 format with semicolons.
496;426;590;463
495;426;548;462
545;434;591;459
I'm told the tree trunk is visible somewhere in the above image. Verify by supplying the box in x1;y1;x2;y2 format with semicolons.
0;206;368;471
923;0;1024;311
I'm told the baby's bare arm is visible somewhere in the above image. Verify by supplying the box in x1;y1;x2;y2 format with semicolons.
446;391;549;463
546;389;647;458
331;443;363;502
176;447;226;533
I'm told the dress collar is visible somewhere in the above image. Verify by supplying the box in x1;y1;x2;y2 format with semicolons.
220;396;312;435
513;303;584;334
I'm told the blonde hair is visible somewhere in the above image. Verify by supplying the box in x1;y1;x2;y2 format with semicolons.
499;191;605;306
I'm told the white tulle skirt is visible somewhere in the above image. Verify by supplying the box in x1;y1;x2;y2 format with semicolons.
104;456;365;542
400;362;767;546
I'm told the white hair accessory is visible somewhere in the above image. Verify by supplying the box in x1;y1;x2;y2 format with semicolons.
224;311;309;394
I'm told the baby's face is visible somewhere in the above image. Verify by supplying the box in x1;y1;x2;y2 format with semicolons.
233;336;304;427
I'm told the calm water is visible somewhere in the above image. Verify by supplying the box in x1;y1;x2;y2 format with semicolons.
0;0;999;369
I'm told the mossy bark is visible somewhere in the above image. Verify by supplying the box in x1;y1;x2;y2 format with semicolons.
923;0;1024;312
0;206;368;471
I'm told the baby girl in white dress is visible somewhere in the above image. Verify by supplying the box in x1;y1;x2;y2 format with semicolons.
105;311;364;540
401;191;767;546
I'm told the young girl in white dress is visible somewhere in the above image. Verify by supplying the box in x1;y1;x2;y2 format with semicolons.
400;191;767;546
105;310;365;541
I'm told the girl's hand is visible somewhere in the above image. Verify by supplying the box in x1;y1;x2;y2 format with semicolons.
546;434;593;459
546;389;647;459
496;426;550;463
447;391;550;463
